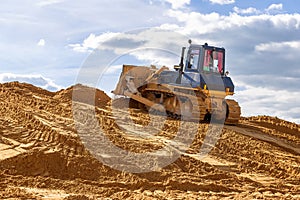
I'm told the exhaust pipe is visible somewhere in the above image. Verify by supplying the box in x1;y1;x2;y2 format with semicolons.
176;47;186;84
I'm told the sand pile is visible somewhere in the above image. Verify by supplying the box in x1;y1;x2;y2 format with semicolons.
55;84;110;108
0;82;299;199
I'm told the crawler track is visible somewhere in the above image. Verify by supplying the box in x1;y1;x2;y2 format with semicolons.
116;89;241;124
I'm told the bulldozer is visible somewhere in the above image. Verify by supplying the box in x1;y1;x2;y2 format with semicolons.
112;40;241;125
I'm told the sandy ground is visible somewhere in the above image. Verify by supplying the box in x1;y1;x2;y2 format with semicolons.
0;82;299;199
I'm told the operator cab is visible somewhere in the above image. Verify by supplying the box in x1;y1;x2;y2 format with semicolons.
185;43;225;76
173;41;234;92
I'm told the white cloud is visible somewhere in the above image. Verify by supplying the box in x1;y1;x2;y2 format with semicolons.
69;28;188;62
37;39;45;46
233;4;284;16
36;0;64;7
104;65;123;74
255;41;300;52
234;81;300;123
163;0;191;9
0;73;62;91
266;3;283;12
233;6;260;15
209;0;235;5
129;48;179;67
159;23;181;31
69;32;123;53
166;10;300;35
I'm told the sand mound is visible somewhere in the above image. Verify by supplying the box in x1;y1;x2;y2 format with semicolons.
55;84;110;108
0;82;299;199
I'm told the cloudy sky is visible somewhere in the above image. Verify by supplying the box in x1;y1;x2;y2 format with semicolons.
1;0;300;123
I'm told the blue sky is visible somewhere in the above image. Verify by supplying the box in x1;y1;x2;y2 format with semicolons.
1;0;300;123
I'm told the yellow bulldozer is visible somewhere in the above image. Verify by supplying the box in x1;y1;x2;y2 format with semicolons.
112;40;241;125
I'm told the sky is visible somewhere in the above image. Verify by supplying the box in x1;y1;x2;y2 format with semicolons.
1;0;300;123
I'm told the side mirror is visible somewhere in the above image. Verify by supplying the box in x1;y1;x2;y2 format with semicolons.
174;65;181;71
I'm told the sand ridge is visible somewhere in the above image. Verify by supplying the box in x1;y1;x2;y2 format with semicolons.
0;82;299;199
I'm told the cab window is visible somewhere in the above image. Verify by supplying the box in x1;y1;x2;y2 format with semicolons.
203;49;224;74
186;49;199;71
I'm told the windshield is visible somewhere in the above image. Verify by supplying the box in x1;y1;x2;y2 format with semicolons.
203;49;224;74
186;48;200;70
